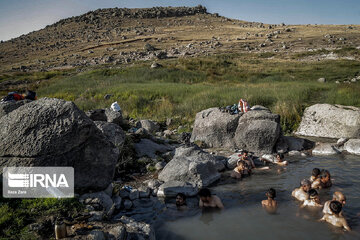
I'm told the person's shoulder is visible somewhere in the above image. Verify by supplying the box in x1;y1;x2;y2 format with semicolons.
261;200;267;205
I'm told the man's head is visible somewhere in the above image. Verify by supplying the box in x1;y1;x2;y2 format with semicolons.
330;200;342;215
266;188;276;199
333;192;346;206
276;153;284;162
301;179;311;192
176;193;186;207
198;188;212;203
320;170;331;183
308;189;319;202
312;168;321;178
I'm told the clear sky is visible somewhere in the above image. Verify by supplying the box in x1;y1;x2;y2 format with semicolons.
0;0;359;41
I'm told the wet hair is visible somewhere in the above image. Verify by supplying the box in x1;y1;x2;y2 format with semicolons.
267;188;276;199
312;168;321;177
176;193;186;201
242;150;248;154
320;169;331;179
301;179;311;186
198;188;211;198
308;189;318;198
276;153;284;160
329;201;342;214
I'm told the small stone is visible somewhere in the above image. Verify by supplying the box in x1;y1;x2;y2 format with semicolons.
88;230;106;240
104;94;112;100
112;196;122;209
129;189;139;200
317;77;326;83
139;187;151;198
119;189;130;198
151;62;161;68
89;211;104;221
155;161;166;171
124;199;133;210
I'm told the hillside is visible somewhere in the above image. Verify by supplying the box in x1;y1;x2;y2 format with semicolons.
1;5;360;74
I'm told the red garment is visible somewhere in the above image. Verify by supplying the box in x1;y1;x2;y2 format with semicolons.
238;99;250;113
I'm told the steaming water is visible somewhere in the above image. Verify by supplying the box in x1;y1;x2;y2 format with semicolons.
155;155;360;240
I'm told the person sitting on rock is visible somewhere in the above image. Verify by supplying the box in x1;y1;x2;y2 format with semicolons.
309;168;321;184
312;170;332;189
261;153;288;166
301;189;323;208
231;160;251;179
239;150;256;169
262;188;278;213
323;192;346;216
292;179;311;202
198;188;224;210
175;193;188;211
320;201;351;231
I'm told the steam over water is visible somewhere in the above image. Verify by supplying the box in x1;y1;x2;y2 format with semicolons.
156;155;360;240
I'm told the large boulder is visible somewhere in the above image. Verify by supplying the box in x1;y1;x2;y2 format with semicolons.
191;108;240;148
94;121;125;149
157;181;198;198
0;98;119;192
234;110;281;154
344;139;360;155
134;139;174;158
0;100;31;119
191;107;281;153
158;146;221;187
296;104;360;139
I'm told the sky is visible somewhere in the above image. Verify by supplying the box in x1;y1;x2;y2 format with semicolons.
0;0;360;41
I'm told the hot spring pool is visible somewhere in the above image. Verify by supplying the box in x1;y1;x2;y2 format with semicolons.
154;154;360;240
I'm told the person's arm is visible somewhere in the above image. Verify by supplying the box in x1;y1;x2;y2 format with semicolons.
215;196;225;209
319;214;327;221
199;199;204;208
261;200;266;206
300;202;306;208
342;218;351;231
291;189;296;197
277;161;288;166
311;180;320;189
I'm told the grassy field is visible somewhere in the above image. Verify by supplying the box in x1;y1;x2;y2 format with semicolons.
30;53;360;133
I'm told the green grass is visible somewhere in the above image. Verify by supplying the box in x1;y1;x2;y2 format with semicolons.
0;197;84;239
34;54;360;133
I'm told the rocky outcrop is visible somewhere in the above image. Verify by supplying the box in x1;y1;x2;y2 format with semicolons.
191;107;281;153
0;100;31;119
158;146;221;187
134;139;174;158
344;139;360;155
0;98;119;192
296;104;360;139
157;181;198;198
190;108;240;148
94;121;125;149
312;143;341;155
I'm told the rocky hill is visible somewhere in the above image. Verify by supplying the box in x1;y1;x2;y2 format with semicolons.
1;5;360;74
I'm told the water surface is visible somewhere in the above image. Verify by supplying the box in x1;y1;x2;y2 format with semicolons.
156;155;360;240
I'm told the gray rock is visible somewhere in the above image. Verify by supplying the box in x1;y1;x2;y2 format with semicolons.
158;146;221;188
317;77;326;83
157;181;198;198
296;104;360;139
134;139;174;158
104;183;114;197
191;107;240;148
336;138;349;147
105;108;123;126
124;199;133;210
144;179;163;189
288;150;302;156
0;98;119;192
312;143;341;155
112;196;122;209
86;109;107;121
129;189;139;200
277;136;314;153
136;120;160;133
234;111;281;154
226;153;240;169
0;100;30;119
139;187;151;198
80;191;113;212
155;161;166;170
108;225;126;240
88;230;106;240
120;216;155;240
250;105;270;111
94;121;125;148
89;211;104;221
119;188;130;198
151;62;161;68
344;139;360;155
